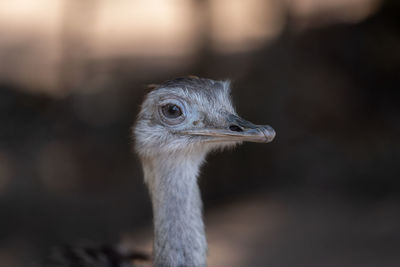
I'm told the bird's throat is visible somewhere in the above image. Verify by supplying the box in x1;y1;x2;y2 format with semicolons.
141;152;207;267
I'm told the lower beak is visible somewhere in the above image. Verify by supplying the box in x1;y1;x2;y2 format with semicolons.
182;115;275;143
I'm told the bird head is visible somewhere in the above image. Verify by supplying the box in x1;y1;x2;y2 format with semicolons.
134;77;275;158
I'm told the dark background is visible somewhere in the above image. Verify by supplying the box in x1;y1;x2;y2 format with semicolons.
0;0;399;266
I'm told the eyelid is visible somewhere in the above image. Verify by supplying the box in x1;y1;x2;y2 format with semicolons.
157;99;187;125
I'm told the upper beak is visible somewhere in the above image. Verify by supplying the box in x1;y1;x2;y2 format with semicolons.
182;114;275;143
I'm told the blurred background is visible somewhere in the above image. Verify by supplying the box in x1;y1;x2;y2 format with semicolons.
0;0;399;266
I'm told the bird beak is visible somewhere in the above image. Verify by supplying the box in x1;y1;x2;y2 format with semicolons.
182;114;275;143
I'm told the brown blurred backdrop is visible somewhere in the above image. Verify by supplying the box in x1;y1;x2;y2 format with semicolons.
0;0;399;266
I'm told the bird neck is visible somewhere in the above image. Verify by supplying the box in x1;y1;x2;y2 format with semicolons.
141;151;207;267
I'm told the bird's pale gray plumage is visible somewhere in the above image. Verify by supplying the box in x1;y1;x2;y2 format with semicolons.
134;77;275;267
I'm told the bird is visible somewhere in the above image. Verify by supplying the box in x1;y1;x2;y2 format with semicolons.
134;77;275;267
46;76;275;267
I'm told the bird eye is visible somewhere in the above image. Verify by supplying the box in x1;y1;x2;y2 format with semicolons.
161;104;182;119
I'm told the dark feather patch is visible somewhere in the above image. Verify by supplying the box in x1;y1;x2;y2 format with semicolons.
45;244;150;267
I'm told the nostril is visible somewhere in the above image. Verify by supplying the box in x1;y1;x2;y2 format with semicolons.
229;125;243;132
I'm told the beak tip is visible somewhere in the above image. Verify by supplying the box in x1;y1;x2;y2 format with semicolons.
261;125;276;143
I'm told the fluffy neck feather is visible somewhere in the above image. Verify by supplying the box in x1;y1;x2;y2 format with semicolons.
141;150;208;267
